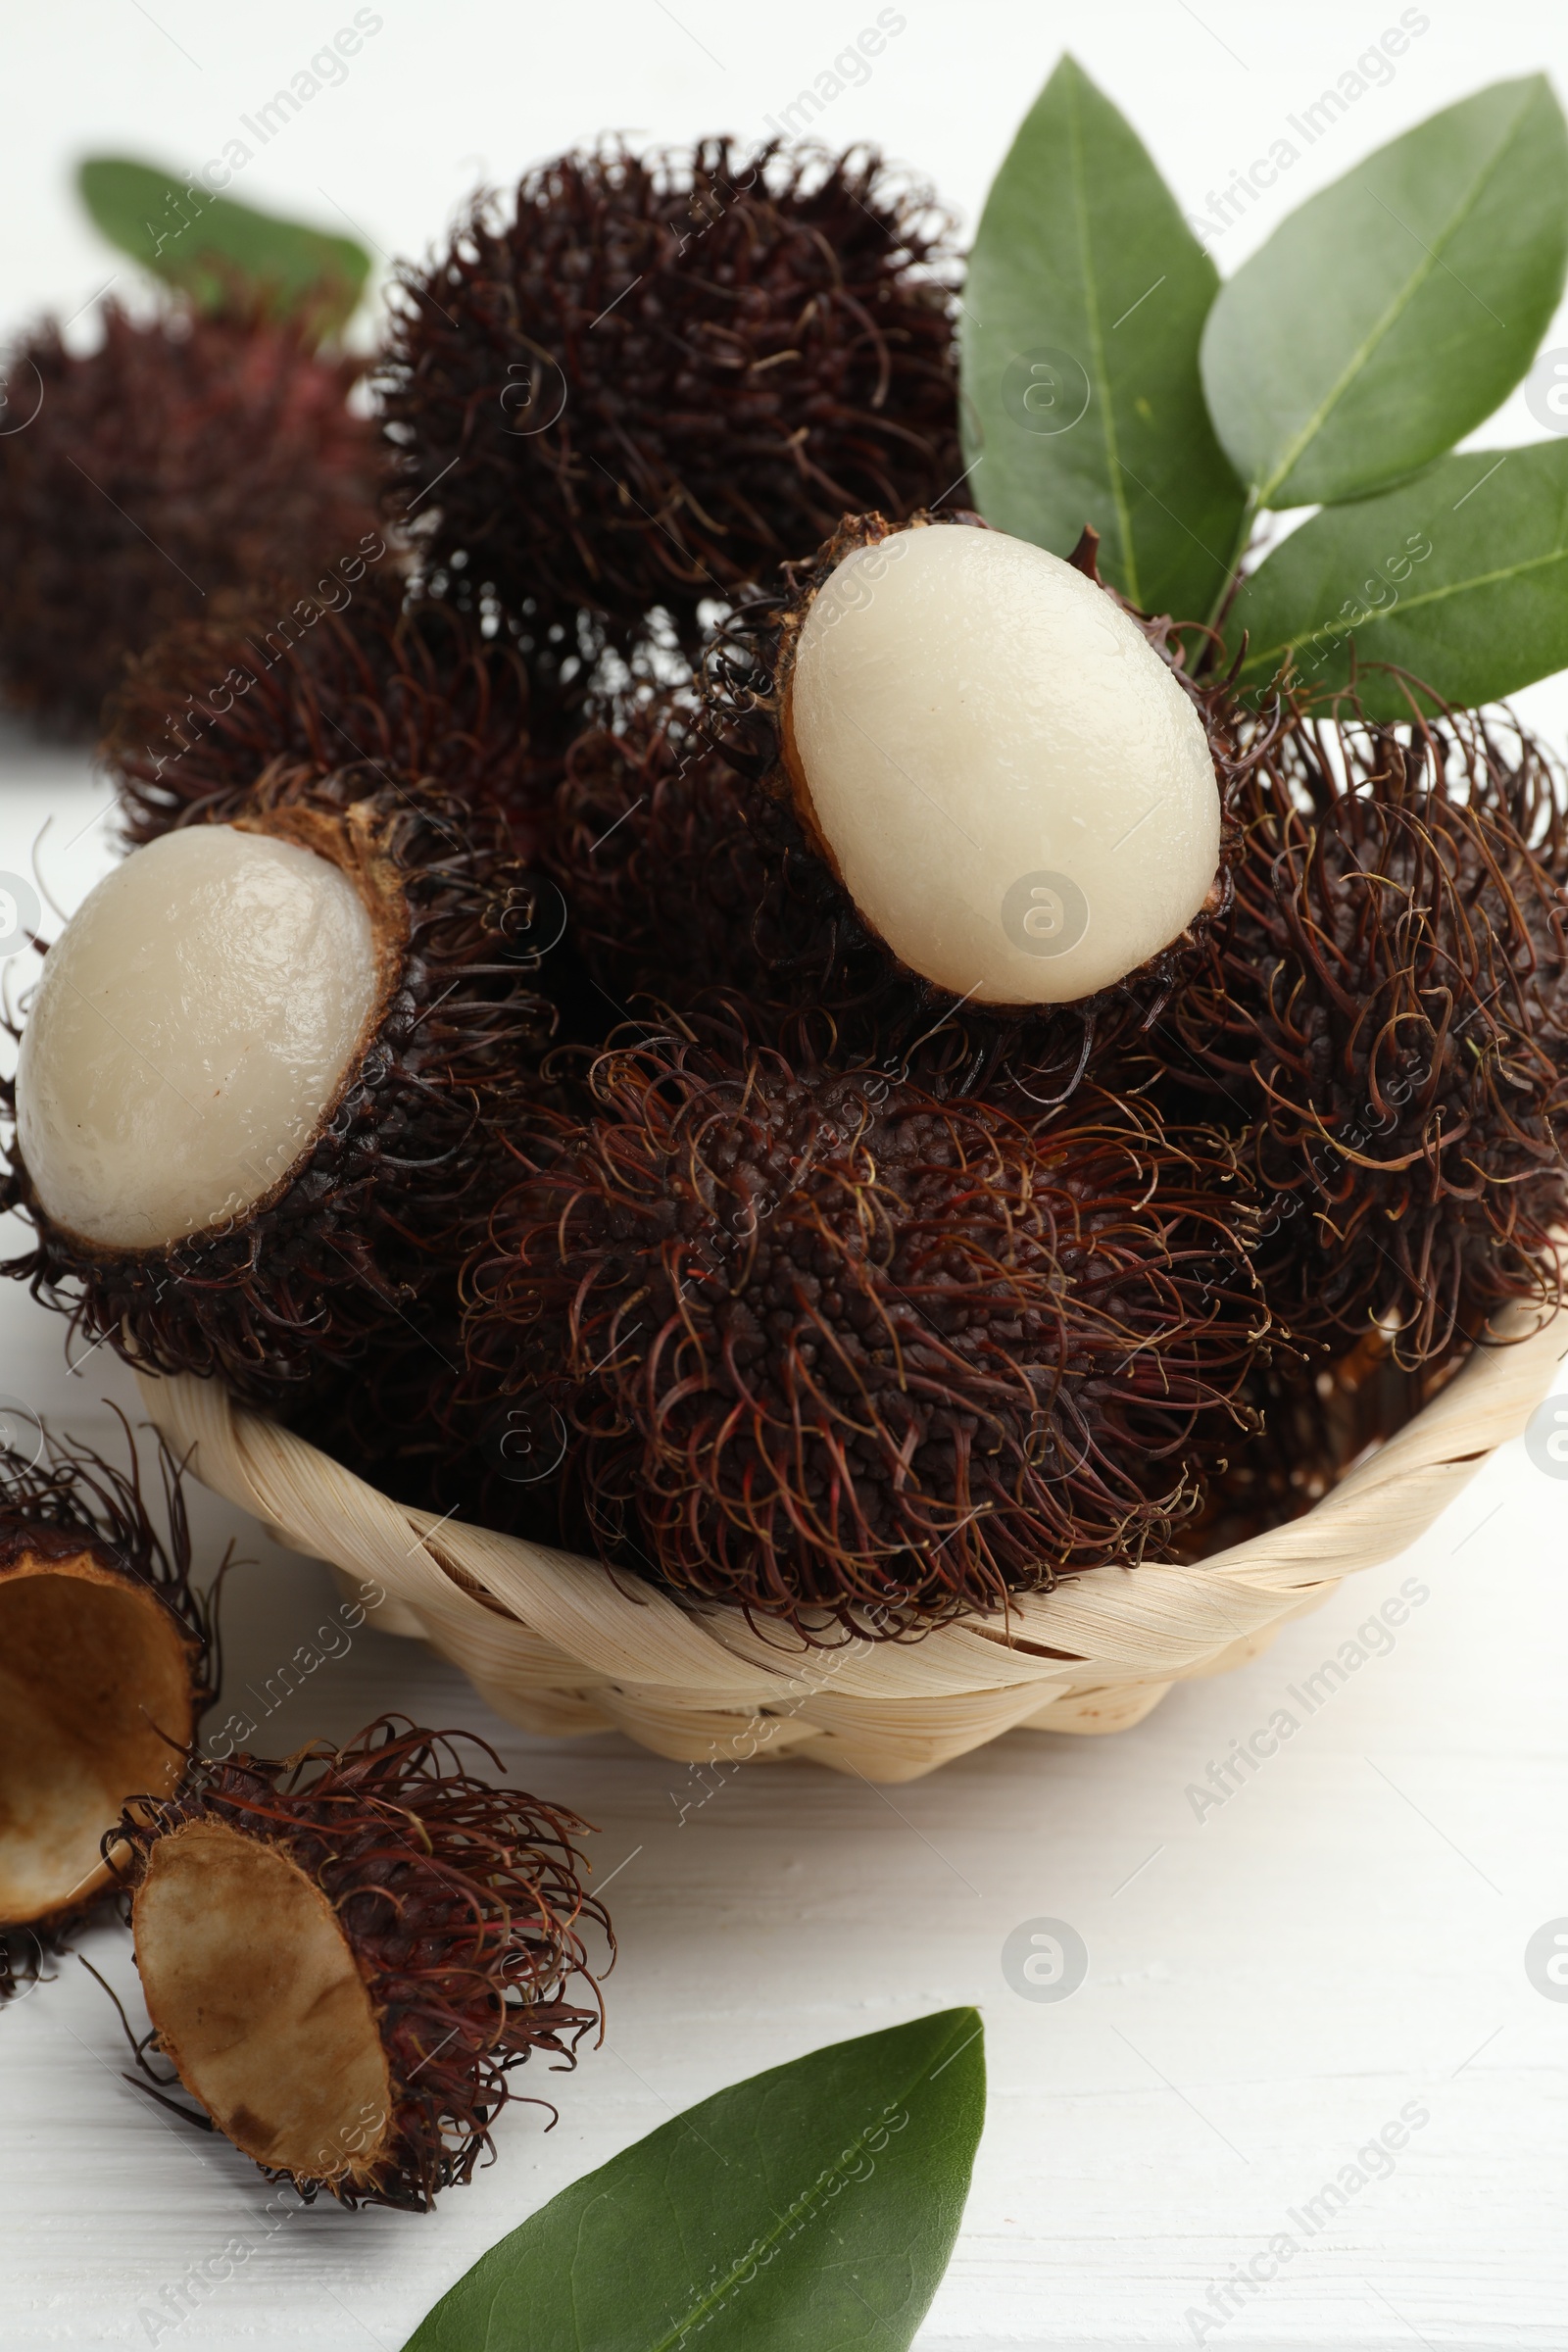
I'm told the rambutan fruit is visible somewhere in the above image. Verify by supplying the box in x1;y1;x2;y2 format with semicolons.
0;298;380;736
101;568;569;864
763;513;1226;1004
4;771;552;1404
461;1024;1268;1635
0;1419;216;1984
547;511;1251;1093
377;141;960;645
1175;1326;1462;1556
544;694;777;1021
1168;705;1568;1361
279;1281;569;1549
110;1716;608;2210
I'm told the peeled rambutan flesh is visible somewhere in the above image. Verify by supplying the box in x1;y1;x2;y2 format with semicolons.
4;771;553;1403
461;1025;1268;1634
771;514;1223;1004
111;1717;608;2209
1168;705;1568;1360
0;298;380;735
0;1422;214;1978
101;567;568;865
378;141;961;645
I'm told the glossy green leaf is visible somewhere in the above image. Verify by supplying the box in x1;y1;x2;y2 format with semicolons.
403;2009;985;2352
960;55;1246;621
1227;442;1568;715
1200;76;1568;509
77;157;369;336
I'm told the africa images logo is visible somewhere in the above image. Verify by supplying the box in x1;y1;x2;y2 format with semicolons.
1001;870;1090;958
1001;1917;1089;2002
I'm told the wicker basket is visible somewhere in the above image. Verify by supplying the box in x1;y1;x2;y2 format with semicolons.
136;1298;1568;1784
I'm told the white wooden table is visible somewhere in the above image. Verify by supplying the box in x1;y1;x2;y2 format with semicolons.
0;724;1564;2351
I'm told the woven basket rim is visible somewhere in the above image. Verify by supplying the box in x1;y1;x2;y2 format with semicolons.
135;1295;1568;1781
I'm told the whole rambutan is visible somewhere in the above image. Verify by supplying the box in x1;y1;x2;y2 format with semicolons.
101;568;567;863
0;298;380;735
279;1273;571;1552
377;141;961;644
1174;1325;1462;1557
4;770;552;1404
544;694;777;1020
0;1419;216;1986
461;1024;1268;1635
1168;704;1568;1360
111;1717;609;2210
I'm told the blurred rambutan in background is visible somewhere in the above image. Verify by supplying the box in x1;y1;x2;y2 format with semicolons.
0;297;381;735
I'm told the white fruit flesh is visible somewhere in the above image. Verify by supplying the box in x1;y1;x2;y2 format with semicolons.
786;525;1221;1004
16;824;379;1251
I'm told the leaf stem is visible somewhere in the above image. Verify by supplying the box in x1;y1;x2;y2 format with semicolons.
1205;490;1260;632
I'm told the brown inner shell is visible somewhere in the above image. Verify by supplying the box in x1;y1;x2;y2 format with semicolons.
0;1551;194;1925
133;1820;393;2182
771;511;919;897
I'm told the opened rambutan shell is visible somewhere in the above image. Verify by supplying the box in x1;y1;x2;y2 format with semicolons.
0;1422;215;1982
377;141;960;643
0;299;380;736
101;568;569;863
460;1023;1268;1635
112;1717;608;2210
4;772;553;1404
543;513;1256;1092
1167;703;1568;1360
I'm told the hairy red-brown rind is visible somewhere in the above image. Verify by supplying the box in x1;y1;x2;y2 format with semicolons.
0;299;379;736
377;142;961;644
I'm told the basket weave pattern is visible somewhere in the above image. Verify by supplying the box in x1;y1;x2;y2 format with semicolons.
138;1300;1567;1783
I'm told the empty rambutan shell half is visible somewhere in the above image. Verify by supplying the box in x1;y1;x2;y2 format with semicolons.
111;1717;609;2210
4;771;554;1403
0;1422;215;1978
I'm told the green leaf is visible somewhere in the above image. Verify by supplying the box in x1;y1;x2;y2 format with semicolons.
1227;443;1568;716
960;55;1247;622
402;2009;985;2352
76;157;369;337
1200;76;1568;509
